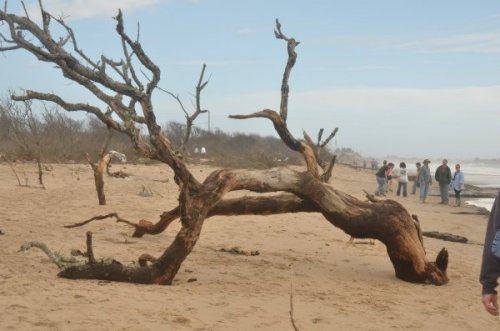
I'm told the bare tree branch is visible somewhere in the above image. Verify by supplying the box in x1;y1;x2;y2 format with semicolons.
274;18;300;122
320;128;338;149
155;64;209;153
1;6;449;287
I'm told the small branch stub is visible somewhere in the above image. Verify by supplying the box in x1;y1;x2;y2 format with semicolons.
86;231;96;264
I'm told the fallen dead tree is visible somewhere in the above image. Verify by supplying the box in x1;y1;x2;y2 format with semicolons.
0;4;448;285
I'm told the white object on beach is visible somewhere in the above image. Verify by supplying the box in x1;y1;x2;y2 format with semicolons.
108;150;127;163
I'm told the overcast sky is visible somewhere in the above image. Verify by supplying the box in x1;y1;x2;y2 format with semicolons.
1;0;500;160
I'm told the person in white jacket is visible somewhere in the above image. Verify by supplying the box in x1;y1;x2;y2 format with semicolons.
451;164;465;207
396;162;409;197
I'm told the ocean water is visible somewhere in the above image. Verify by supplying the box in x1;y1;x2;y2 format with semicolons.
404;161;499;211
454;163;500;212
465;198;495;212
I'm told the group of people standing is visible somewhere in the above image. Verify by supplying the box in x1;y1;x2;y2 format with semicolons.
375;158;465;206
435;159;465;206
374;160;409;197
416;158;465;206
373;158;500;316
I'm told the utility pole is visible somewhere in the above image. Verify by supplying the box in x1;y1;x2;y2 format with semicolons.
207;110;210;133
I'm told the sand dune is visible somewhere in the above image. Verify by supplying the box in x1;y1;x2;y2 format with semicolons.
0;162;497;330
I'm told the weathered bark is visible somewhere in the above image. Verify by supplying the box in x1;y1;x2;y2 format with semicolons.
64;194;317;237
303;127;339;182
85;231;97;264
86;152;107;205
60;167;448;285
61;174;213;285
1;7;449;287
225;168;448;285
106;164;129;178
59;263;159;284
86;129;114;205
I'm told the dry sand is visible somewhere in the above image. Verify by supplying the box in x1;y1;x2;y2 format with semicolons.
0;162;498;330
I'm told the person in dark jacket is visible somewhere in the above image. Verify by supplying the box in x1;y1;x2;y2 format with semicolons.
435;159;452;204
480;192;500;315
375;162;393;197
411;162;421;195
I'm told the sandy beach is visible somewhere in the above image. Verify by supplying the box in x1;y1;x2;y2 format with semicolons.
0;162;498;330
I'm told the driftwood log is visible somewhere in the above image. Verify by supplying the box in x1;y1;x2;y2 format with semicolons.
423;231;468;243
0;5;448;286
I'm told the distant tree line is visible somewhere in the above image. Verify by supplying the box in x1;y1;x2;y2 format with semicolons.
0;97;135;163
0;99;310;169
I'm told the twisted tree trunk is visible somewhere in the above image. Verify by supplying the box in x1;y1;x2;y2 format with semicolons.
60;167;448;285
1;6;449;287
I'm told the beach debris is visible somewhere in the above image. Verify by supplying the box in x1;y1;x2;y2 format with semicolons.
138;185;154;197
19;241;84;269
106;151;130;178
153;178;170;183
345;235;375;247
422;231;468;243
363;189;380;203
218;247;260;256
453;204;491;216
19;232;121;270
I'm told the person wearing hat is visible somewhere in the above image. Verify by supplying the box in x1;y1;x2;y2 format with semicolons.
419;159;432;203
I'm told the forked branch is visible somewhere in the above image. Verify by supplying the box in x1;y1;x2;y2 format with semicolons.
1;6;449;287
229;20;319;177
161;63;209;153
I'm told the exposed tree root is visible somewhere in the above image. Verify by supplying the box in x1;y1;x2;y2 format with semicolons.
19;241;84;269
